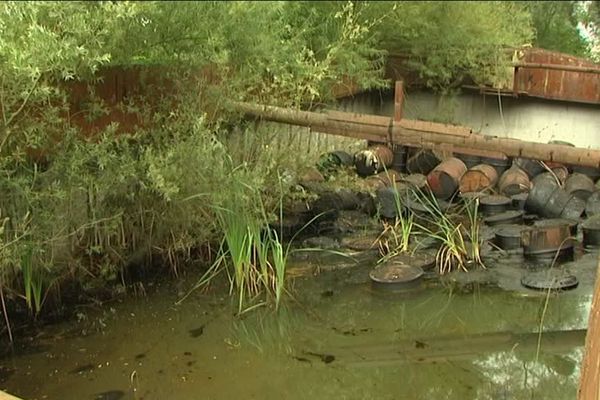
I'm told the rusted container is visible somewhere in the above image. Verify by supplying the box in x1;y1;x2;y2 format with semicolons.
522;221;574;262
479;194;512;216
525;172;560;215
455;153;481;169
480;156;512;176
564;173;596;201
515;158;546;179
483;210;524;226
511;193;529;211
551;165;570;185
572;165;600;182
582;218;600;248
459;164;498;194
354;145;393;177
586;191;600;217
407;149;441;175
495;225;529;250
426;157;467;200
498;166;531;196
370;262;424;291
391;144;408;173
365;170;403;189
543;188;586;220
534;218;578;237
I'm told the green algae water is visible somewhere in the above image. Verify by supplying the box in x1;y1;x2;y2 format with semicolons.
0;250;596;400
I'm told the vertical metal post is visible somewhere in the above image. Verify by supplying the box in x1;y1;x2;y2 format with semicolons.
394;80;405;123
578;255;600;400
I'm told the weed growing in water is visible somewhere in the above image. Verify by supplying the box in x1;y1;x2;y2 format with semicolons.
411;188;484;274
376;184;415;263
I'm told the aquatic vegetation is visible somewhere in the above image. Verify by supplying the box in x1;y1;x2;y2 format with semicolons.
411;188;484;274
376;174;416;263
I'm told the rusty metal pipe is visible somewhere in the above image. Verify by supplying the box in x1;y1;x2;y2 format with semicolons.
233;101;600;168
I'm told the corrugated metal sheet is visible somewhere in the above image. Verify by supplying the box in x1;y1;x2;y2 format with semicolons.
514;48;600;105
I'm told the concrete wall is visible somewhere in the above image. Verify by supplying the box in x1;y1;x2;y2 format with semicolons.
337;90;600;150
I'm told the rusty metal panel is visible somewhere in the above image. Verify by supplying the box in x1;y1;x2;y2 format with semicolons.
515;49;600;104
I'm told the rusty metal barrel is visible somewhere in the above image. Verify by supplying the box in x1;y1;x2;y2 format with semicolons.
365;170;403;189
548;164;569;185
572;165;600;181
498;166;531;196
564;172;596;201
480;156;512;176
479;194;512;216
455;153;482;169
458;164;498;194
525;172;560;215
586;191;600;217
354;145;394;177
522;221;574;263
544;189;586;220
582;217;600;248
426;157;467;200
391;144;408;173
515;158;546;179
407;149;441;175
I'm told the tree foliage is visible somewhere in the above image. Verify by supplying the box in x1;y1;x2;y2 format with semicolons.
523;1;592;58
0;1;564;319
370;1;533;90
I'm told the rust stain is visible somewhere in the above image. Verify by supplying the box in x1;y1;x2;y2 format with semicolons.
515;48;600;104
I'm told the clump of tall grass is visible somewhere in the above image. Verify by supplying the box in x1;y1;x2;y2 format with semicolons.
411;188;484;274
178;170;292;314
376;179;415;263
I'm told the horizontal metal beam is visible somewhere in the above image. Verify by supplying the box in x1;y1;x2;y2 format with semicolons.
514;62;600;74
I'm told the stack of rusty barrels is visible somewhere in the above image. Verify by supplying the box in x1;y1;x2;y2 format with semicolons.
346;140;600;261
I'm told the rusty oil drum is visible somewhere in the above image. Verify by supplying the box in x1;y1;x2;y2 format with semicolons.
515;158;546;179
391;144;408;173
498;166;531;196
480;156;512;176
458;164;498;194
525;172;560;215
542;162;569;185
426;157;467;200
521;221;574;262
407;149;441;175
582;217;600;248
479;194;512;216
543;188;586;220
564;172;596;201
354;145;394;177
365;170;403;189
455;153;482;169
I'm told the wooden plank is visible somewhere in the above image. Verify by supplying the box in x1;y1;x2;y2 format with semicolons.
578;256;600;400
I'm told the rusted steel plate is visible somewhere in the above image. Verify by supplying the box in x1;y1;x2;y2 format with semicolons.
515;49;600;104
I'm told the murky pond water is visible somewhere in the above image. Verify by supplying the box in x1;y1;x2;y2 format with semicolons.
1;248;597;400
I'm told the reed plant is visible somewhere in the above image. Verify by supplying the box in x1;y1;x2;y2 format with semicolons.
410;188;484;274
376;179;416;263
179;170;294;314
